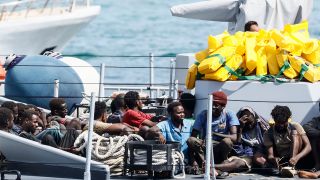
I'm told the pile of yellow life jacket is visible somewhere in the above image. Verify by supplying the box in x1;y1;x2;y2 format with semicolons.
185;21;320;89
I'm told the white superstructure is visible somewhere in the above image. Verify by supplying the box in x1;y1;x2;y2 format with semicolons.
0;0;100;55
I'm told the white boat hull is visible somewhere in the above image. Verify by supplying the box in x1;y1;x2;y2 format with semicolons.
0;6;100;55
0;131;109;179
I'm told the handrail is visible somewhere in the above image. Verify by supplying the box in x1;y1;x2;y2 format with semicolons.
0;0;92;21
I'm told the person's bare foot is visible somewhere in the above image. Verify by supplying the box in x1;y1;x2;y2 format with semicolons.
298;170;319;179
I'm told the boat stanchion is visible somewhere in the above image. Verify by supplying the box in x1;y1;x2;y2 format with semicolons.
54;79;59;98
169;58;176;97
204;94;215;180
98;63;105;101
149;52;154;98
173;79;178;100
84;92;96;180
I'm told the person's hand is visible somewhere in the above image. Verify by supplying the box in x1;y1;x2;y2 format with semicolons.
289;156;298;166
239;115;248;128
158;135;166;144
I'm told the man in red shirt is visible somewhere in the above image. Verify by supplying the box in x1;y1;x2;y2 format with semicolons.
122;91;156;128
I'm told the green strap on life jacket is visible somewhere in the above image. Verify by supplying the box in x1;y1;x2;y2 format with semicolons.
206;54;226;65
299;64;309;81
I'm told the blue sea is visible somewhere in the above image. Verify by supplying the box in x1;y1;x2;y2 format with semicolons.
62;0;320;85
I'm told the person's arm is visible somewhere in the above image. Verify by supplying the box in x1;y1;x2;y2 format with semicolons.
212;126;237;142
147;125;166;144
290;131;312;166
237;115;248;143
237;126;243;143
303;118;320;138
141;120;156;127
190;111;204;138
191;129;200;138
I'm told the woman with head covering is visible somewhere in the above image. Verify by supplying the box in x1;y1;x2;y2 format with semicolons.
214;106;269;173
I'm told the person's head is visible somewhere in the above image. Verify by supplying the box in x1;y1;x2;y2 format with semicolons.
49;98;68;118
110;93;126;113
25;104;41;115
212;91;227;117
237;107;257;131
271;105;292;133
0;107;14;131
179;93;196;117
1;101;18;123
124;91;142;110
20;110;39;134
167;102;185;123
244;21;260;32
94;101;108;121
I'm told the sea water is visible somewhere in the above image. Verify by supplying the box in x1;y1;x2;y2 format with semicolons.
62;0;320;87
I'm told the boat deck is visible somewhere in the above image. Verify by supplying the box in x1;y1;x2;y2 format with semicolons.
2;174;309;180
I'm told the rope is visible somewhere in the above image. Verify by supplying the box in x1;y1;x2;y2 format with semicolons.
74;131;185;178
74;131;144;175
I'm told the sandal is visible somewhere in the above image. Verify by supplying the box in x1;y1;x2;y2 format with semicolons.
215;169;229;179
311;168;319;172
216;171;229;179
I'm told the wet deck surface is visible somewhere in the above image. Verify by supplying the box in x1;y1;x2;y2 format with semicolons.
2;172;310;179
111;173;306;179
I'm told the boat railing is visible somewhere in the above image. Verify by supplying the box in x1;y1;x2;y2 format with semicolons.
0;0;92;21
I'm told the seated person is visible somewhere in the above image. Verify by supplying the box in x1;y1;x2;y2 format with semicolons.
187;91;239;174
179;92;196;121
122;91;156;137
264;105;311;177
19;110;40;142
83;101;135;136
147;102;194;162
0;107;14;133
303;106;320;172
1;101;20;134
107;93;126;123
122;91;156;128
36;116;65;147
215;106;269;173
47;98;70;126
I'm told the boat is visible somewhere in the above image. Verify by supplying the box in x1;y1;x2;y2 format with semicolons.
0;0;100;55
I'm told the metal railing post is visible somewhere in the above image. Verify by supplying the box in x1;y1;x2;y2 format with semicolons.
98;63;105;101
169;58;175;97
54;79;59;97
173;80;178;101
84;92;96;180
86;0;90;7
149;52;154;98
204;94;213;180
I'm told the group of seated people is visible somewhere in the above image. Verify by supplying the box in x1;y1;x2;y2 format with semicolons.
1;90;320;179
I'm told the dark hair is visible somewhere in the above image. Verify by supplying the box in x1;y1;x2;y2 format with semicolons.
245;21;258;31
1;101;17;110
20;110;38;125
49;98;66;111
111;94;125;113
271;105;291;123
167;102;183;115
124;91;140;109
94;101;107;120
179;93;196;113
0;107;13;128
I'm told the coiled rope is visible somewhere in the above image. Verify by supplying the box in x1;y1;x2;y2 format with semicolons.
74;131;185;178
